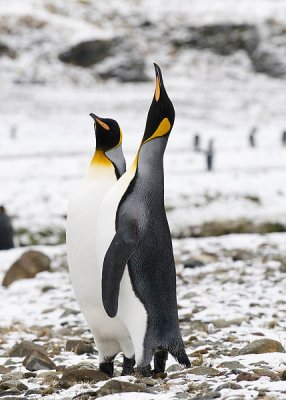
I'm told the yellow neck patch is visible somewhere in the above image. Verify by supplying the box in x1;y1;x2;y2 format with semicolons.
90;150;113;168
143;118;171;144
131;118;171;171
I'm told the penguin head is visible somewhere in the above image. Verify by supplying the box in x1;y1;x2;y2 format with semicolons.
89;114;122;152
141;63;175;145
89;114;126;178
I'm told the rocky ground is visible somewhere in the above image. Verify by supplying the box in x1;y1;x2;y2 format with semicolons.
1;233;286;399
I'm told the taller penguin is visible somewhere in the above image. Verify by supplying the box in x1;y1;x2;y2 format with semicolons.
96;64;190;376
66;115;133;376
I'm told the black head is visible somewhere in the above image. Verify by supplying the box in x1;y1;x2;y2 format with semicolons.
89;114;122;152
141;63;175;144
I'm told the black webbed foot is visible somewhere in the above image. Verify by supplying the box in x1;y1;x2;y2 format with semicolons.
121;355;135;376
153;349;168;374
137;364;151;377
99;361;114;377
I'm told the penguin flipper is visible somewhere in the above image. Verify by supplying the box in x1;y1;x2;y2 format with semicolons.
102;222;138;318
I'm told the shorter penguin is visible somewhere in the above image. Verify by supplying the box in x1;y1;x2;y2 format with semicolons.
66;114;129;377
0;206;14;250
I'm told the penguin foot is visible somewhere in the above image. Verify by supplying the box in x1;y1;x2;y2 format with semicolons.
99;362;114;377
153;349;168;374
137;364;152;377
121;355;135;376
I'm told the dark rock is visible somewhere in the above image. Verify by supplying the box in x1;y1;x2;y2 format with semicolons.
73;380;152;399
249;45;286;78
239;339;285;355
193;391;221;400
166;364;183;373
170;366;220;379
0;389;21;398
98;57;148;83
23;372;36;378
59;39;118;67
25;388;43;395
172;23;259;56
251;368;279;380
2;251;51;287
0;42;16;59
5;340;47;357
212;318;245;328
218;361;245;369
183;258;205;269
281;370;286;380
0;380;28;391
66;339;94;355
1;372;23;381
216;382;242;391
59;362;108;388
61;308;80;318
23;350;56;371
236;372;260;382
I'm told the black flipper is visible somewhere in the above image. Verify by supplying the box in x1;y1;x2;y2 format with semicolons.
102;221;139;318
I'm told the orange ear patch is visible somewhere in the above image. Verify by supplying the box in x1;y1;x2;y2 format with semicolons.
155;76;160;102
96;118;110;131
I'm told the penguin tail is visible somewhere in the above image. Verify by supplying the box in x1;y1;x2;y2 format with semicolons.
167;338;191;368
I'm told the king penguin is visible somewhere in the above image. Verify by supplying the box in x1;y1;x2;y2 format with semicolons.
96;64;191;376
66;115;136;376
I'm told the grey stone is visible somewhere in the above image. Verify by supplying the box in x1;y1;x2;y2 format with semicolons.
0;42;16;59
23;350;56;371
0;366;10;374
73;379;152;399
239;339;285;355
193;391;221;400
98;57;148;83
2;251;50;287
0;380;28;391
218;361;246;369
59;39;118;67
216;382;242;391
249;45;286;78
65;339;94;355
59;362;108;388
172;23;259;55
5;340;47;357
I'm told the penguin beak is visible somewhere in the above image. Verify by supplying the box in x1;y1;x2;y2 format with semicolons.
154;63;163;102
89;113;110;131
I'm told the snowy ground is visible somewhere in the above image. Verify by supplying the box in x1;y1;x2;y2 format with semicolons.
1;233;286;399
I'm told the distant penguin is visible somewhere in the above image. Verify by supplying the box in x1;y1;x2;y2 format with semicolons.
193;133;201;151
206;139;214;171
66;115;128;375
95;64;190;376
282;130;286;146
0;206;14;250
249;127;257;148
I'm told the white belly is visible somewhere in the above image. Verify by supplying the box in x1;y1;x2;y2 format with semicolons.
96;166;148;363
66;171;131;349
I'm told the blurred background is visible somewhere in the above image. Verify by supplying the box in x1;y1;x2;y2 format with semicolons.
0;0;286;246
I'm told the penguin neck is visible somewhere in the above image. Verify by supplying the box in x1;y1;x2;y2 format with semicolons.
88;148;114;177
135;138;167;185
